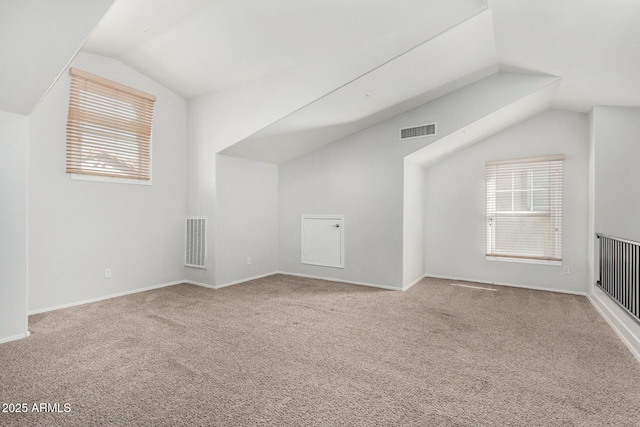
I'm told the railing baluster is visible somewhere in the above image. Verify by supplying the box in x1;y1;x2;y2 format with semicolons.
610;238;614;296
615;240;620;300
632;243;635;314
609;238;613;294
623;241;628;310
596;234;640;326
604;237;608;292
619;240;623;305
631;246;638;317
634;244;637;317
625;243;633;311
626;242;630;311
604;237;608;293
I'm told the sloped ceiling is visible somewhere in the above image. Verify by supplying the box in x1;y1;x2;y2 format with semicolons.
490;0;640;112
4;0;639;163
222;10;498;164
83;0;487;98
218;0;640;164
0;0;114;115
80;0;640;113
406;77;560;167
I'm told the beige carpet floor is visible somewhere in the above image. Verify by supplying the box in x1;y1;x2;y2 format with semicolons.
1;275;639;426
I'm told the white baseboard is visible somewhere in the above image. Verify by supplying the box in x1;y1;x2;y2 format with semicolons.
23;272;404;319
189;272;401;291
184;280;216;289
0;331;30;345
424;274;587;296
214;271;279;289
278;271;402;291
403;275;425;291
588;291;640;363
28;280;186;315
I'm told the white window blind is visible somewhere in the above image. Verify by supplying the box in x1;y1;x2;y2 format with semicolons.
486;154;564;262
66;68;156;181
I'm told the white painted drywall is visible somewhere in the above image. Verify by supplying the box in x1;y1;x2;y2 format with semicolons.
396;72;559;159
184;4;487;286
221;10;499;165
28;53;187;312
587;109;595;295
424;109;589;293
278;121;405;288
0;0;114;114
0;111;29;342
186;1;486;154
215;155;278;286
590;105;640;356
185;111;217;286
593;106;640;242
403;159;425;288
86;0;487;99
278;72;560;289
589;287;640;361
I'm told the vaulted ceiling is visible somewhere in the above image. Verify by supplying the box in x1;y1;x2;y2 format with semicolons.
2;0;640;164
221;9;499;164
82;0;486;98
491;0;640;112
80;0;640;113
0;0;114;114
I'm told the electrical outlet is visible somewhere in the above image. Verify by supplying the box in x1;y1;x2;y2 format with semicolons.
247;257;252;265
563;266;571;275
105;268;112;279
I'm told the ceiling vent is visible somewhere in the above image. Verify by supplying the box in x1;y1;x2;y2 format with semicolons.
400;123;436;140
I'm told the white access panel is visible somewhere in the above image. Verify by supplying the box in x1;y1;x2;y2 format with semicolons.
301;215;344;268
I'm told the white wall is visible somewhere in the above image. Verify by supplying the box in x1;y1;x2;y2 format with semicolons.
593;106;640;241
587;109;595;295
590;105;640;360
183;3;486;287
0;111;29;342
215;155;278;286
185;109;217;286
28;53;187;312
403;159;425;288
278;72;559;289
278;122;405;288
424;109;589;294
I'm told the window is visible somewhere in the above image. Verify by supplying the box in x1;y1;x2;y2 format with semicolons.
65;68;156;181
486;155;564;263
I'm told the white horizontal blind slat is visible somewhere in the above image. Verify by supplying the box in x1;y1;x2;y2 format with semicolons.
486;155;563;261
66;68;155;181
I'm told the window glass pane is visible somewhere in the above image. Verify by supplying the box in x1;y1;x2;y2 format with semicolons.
66;68;155;181
486;156;563;262
496;191;512;211
532;189;550;211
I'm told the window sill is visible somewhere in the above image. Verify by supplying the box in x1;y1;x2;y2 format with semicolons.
69;173;152;186
486;256;561;266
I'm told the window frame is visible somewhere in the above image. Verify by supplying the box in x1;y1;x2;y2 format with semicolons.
485;154;564;265
65;68;156;185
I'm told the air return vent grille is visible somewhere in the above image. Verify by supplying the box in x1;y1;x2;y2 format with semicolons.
185;217;207;269
400;123;436;140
